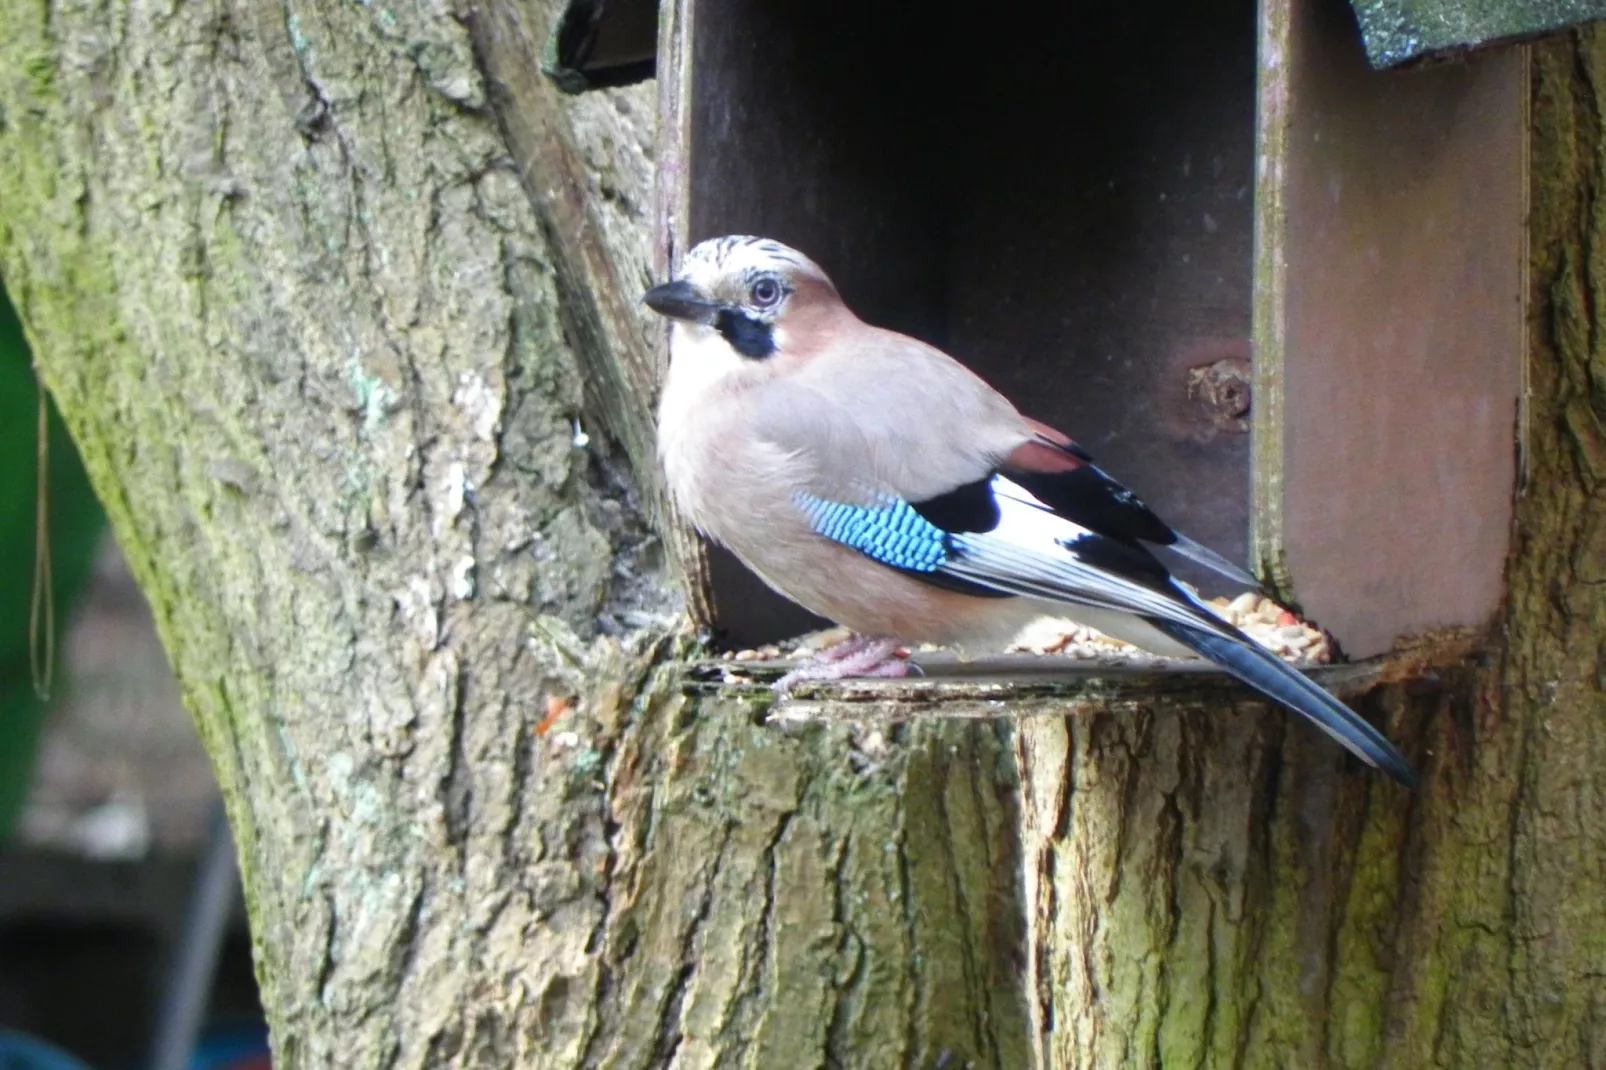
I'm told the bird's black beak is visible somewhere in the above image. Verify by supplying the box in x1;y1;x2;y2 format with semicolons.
642;279;721;325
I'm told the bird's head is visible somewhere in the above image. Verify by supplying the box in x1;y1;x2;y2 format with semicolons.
642;236;842;362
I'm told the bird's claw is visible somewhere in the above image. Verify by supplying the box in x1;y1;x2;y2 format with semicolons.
773;636;914;694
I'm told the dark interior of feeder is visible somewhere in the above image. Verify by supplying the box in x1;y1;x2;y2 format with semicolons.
685;0;1259;647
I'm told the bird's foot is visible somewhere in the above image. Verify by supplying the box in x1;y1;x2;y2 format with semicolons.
811;634;881;664
773;637;915;694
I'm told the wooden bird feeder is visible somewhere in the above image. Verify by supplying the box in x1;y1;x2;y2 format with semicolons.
553;0;1606;658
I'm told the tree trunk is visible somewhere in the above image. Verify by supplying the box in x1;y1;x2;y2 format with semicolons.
0;0;1029;1065
0;0;1601;1064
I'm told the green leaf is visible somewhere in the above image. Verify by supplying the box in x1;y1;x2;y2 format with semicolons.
0;284;107;841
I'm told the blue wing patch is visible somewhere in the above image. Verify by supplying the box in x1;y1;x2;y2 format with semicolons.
797;494;951;573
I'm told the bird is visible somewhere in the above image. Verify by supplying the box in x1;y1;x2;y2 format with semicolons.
642;235;1417;786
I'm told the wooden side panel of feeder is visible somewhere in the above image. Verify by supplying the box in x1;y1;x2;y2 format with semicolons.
1254;0;1525;658
659;0;1263;646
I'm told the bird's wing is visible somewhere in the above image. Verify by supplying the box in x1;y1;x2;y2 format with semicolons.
793;473;1220;634
765;335;1256;586
792;474;1416;784
1001;420;1260;588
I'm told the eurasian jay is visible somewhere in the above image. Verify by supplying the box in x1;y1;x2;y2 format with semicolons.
643;235;1416;786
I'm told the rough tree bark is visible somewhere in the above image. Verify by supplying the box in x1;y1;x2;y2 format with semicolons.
0;0;1601;1065
0;0;1028;1065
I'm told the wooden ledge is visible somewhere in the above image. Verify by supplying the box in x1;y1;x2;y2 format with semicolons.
681;627;1488;722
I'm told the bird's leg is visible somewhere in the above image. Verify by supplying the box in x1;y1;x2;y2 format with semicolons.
773;636;913;693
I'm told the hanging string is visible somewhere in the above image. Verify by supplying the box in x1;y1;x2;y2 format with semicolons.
29;383;54;701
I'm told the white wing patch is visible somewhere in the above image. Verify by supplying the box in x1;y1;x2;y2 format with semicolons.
942;478;1223;634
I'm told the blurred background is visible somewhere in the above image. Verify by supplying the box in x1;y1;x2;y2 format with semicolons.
1;286;270;1070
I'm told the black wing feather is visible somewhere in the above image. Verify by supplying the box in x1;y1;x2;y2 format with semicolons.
1003;463;1177;547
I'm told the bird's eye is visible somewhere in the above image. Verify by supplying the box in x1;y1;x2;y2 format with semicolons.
749;277;782;308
